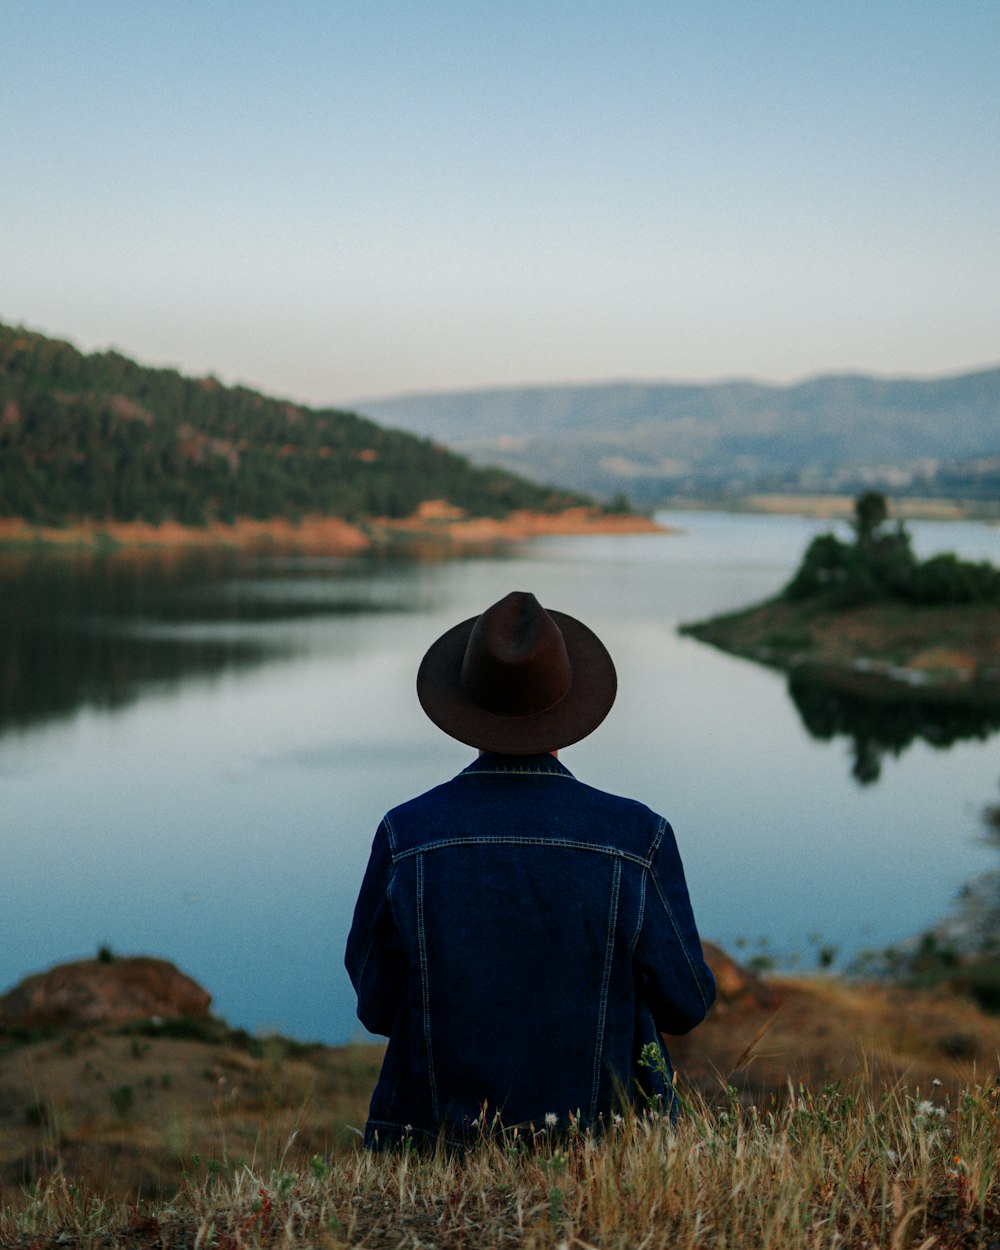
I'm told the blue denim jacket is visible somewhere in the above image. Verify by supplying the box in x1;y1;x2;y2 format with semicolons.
345;752;715;1146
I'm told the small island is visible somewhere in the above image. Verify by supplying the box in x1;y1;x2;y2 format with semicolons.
681;491;1000;704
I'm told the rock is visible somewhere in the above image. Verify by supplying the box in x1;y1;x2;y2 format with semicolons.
701;941;785;1014
0;955;212;1031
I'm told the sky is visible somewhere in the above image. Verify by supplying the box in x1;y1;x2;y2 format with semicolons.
2;1;999;406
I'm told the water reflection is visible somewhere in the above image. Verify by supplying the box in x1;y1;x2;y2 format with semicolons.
4;515;1000;1042
0;551;420;736
787;671;1000;784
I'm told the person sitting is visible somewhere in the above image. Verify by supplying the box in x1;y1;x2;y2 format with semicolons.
345;590;715;1148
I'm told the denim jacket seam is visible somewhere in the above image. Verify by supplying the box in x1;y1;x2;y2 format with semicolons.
590;857;621;1121
382;813;399;853
391;836;649;866
355;825;395;1025
355;940;375;1010
628;866;647;960
415;853;440;1121
386;867;396;915
648;814;667;857
649;867;713;1011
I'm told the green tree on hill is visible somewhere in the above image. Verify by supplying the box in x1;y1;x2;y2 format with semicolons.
0;322;592;526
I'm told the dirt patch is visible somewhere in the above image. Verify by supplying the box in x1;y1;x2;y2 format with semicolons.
668;974;1000;1106
0;1028;381;1197
0;515;374;555
2;972;998;1199
0;508;666;557
683;600;1000;701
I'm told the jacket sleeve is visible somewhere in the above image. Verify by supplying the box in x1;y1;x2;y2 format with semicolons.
344;820;407;1037
633;818;716;1035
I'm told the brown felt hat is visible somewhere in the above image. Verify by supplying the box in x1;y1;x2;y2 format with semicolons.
416;591;617;753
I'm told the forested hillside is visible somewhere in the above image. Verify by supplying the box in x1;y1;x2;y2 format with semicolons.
0;325;586;525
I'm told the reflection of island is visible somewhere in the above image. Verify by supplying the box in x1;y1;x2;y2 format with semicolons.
681;492;1000;780
787;670;1000;783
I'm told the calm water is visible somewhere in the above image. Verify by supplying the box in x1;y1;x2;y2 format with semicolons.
2;511;999;1043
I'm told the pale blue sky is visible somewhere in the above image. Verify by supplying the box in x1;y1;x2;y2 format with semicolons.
2;1;998;404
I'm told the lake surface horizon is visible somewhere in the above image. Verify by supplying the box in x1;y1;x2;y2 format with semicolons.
3;511;999;1043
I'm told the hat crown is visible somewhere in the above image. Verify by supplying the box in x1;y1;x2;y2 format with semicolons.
415;590;616;753
460;592;572;716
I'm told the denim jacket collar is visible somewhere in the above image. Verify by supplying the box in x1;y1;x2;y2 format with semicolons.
459;751;575;779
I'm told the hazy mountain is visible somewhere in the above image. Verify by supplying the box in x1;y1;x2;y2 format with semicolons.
355;370;1000;506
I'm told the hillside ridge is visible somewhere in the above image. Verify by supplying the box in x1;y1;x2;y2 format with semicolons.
0;323;590;528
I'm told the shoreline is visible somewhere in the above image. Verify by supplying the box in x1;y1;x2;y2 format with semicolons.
682;598;1000;703
666;493;1000;522
0;506;666;557
740;493;977;520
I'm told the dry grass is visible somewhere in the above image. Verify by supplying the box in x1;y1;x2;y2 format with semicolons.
2;1073;999;1249
3;978;1000;1247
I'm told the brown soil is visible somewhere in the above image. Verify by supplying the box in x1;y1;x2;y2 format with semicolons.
0;1028;381;1198
669;973;1000;1102
0;507;665;558
2;974;998;1201
685;599;1000;701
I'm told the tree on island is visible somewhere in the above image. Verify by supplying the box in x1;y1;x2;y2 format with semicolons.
784;491;1000;607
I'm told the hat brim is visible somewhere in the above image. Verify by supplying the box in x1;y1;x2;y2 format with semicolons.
416;608;617;754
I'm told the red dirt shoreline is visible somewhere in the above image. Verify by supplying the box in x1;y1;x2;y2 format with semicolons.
0;506;667;557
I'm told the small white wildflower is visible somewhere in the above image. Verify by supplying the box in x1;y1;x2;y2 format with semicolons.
886;1149;898;1165
613;1113;624;1128
916;1099;936;1117
545;1112;558;1128
932;1078;943;1087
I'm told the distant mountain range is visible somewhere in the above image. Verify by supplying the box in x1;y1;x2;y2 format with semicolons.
355;370;1000;508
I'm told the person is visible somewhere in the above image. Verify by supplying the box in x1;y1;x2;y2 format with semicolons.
345;590;715;1148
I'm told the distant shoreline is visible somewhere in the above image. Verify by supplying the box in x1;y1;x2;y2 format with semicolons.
0;505;666;556
689;493;996;522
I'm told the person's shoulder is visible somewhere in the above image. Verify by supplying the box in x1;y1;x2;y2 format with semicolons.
570;773;663;817
385;775;458;820
563;774;671;845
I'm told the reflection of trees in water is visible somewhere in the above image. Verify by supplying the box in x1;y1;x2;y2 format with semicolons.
787;672;1000;784
0;555;272;734
0;551;412;736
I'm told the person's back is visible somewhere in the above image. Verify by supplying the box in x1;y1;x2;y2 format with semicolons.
346;592;715;1148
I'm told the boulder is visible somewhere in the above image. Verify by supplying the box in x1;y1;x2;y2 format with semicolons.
702;941;785;1014
0;955;212;1031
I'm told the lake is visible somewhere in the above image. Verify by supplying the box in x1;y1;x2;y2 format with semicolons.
2;510;999;1043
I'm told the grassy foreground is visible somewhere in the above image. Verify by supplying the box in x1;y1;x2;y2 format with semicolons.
3;972;1000;1247
3;1073;999;1249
